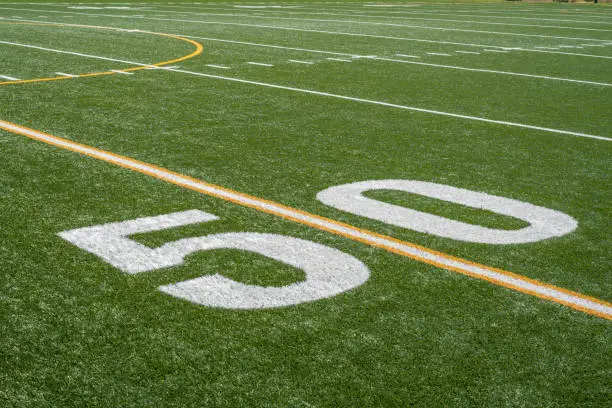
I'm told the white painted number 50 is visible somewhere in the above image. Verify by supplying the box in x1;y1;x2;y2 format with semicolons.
317;180;577;244
59;210;370;309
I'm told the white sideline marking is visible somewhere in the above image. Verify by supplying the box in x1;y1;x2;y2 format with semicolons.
483;49;508;53
206;64;231;69
136;3;612;25
163;6;612;33
4;8;609;48
55;72;77;77
456;51;480;55
288;59;313;65
154;66;612;142
395;53;420;58
1;119;610;319
247;62;274;67
2;32;610;89
326;57;352;62
85;9;612;43
111;70;133;75
0;40;160;70
0;75;19;81
526;49;612;60
370;56;612;87
1;28;608;141
426;52;451;56
10;14;612;62
144;65;180;70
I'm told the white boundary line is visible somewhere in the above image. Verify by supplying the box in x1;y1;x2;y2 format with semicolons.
153;66;611;142
1;21;609;143
132;3;612;26
5;20;610;88
2;7;611;45
144;6;612;33
246;61;273;67
5;14;612;61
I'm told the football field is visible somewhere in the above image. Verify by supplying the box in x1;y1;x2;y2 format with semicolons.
0;1;611;406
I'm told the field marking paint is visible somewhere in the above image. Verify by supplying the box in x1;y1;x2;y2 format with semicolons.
206;64;230;69
111;69;133;75
152;3;612;25
246;61;274;67
526;49;612;60
369;56;612;88
317;180;578;244
146;3;612;25
60;212;371;309
316;6;612;24
119;11;612;43
11;20;610;88
144;5;612;33
55;72;77;77
8;14;612;62
326;57;352;62
151;33;612;87
0;119;610;320
102;64;608;141
0;74;19;80
288;59;313;65
426;52;451;56
483;49;508;53
0;22;203;86
456;51;480;55
66;8;611;43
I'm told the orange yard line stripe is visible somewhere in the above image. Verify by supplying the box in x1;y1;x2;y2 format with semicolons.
0;119;610;320
0;22;203;86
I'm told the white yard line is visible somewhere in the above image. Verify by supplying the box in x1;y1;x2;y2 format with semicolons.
153;66;612;142
206;64;231;69
101;11;612;43
395;53;420;58
3;24;610;89
0;40;156;68
246;61;274;67
8;13;612;62
55;72;78;77
525;49;612;60
2;8;610;45
326;57;352;62
0;74;19;80
426;52;451;56
146;6;612;33
0;36;607;141
124;4;612;28
288;59;313;64
111;69;133;75
455;51;480;55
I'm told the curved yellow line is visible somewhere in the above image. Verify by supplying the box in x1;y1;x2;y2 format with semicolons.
0;22;203;86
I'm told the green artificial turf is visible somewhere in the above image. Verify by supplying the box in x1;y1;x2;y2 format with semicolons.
0;1;610;407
